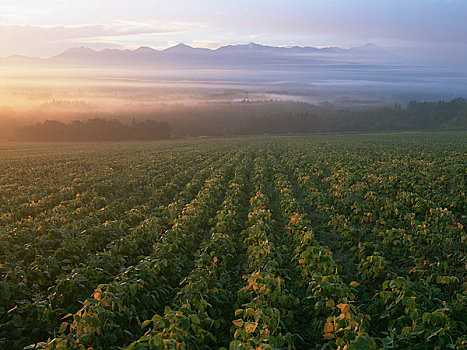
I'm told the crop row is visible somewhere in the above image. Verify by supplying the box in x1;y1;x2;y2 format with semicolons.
45;153;238;348
1;133;465;349
128;154;253;349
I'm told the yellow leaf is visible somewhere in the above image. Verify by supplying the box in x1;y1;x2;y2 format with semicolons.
58;322;68;333
350;281;360;288
232;319;244;327
324;322;334;333
337;303;350;313
234;309;243;316
245;322;257;333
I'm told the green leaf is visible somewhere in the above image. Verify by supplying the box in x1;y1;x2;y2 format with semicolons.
189;314;200;325
351;336;371;350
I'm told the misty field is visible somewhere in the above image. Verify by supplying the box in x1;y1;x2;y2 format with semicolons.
0;132;465;349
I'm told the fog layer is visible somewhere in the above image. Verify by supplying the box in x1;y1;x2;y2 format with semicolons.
1;43;466;138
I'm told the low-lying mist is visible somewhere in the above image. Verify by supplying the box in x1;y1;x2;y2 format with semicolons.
1;49;466;139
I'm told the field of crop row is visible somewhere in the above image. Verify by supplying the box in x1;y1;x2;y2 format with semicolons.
0;133;465;349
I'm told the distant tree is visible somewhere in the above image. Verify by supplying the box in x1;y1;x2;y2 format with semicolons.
15;118;171;141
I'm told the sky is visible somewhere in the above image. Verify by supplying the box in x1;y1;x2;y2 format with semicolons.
1;0;466;60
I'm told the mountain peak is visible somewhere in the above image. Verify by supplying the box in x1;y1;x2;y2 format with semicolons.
135;46;157;52
61;47;96;54
53;47;98;59
216;42;273;52
164;43;194;51
247;42;261;49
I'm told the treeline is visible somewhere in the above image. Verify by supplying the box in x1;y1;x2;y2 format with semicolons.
164;98;467;136
15;118;171;141
11;98;467;141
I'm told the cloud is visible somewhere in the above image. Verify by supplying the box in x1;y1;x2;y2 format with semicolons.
0;21;206;57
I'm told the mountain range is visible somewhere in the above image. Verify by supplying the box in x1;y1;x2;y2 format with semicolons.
2;42;393;67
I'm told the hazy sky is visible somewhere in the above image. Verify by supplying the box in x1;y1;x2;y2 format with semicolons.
1;0;466;60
